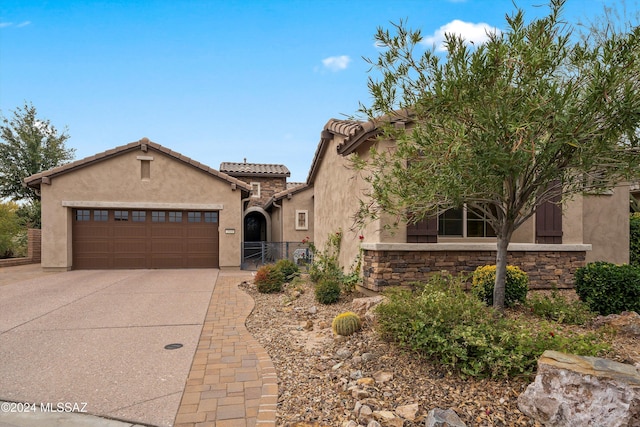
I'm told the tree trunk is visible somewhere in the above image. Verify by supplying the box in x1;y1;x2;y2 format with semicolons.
493;235;510;312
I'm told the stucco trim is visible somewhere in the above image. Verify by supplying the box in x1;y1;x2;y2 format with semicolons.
360;243;592;252
61;201;224;210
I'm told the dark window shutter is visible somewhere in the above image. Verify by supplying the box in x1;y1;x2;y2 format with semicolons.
536;192;562;244
407;216;438;243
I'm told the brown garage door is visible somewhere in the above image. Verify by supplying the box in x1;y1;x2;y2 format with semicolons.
72;209;219;269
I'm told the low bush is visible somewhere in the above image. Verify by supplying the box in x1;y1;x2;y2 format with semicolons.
527;289;595;325
274;258;300;281
315;277;341;304
254;264;285;293
472;265;529;307
375;274;609;378
574;262;640;315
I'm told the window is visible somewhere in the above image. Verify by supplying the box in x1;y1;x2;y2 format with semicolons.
114;211;129;221
152;211;165;222
438;205;495;238
169;211;182;222
94;210;108;221
295;210;308;230
141;160;151;180
76;210;90;221
204;212;218;223
132;211;146;222
188;212;201;223
250;182;261;198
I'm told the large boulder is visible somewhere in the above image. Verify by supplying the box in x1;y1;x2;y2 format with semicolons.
518;350;640;426
593;311;640;337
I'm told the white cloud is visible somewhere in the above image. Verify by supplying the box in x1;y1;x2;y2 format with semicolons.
16;21;31;28
422;20;500;51
0;22;13;28
0;21;31;29
322;55;351;72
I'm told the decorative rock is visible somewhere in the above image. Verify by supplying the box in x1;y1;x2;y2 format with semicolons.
373;410;402;427
424;408;466;427
332;362;343;370
352;296;386;317
350;370;363;380
342;421;358;427
395;403;419;421
593;311;640;336
336;348;352;360
352;388;370;399
357;377;375;386
517;350;640;427
303;319;313;330
352;356;363;365
308;305;318;314
360;405;373;417
373;370;393;384
362;352;377;362
366;421;381;427
318;320;329;329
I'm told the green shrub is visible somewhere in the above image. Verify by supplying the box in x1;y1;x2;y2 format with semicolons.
315;277;341;304
375;274;609;378
332;312;362;336
254;264;285;293
274;258;300;281
472;265;529;307
630;213;640;266
574;262;640;315
527;288;595;325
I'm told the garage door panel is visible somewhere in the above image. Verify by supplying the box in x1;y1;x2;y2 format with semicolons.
73;209;219;269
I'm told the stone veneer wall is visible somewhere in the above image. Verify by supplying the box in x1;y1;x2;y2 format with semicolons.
361;243;589;291
0;229;42;267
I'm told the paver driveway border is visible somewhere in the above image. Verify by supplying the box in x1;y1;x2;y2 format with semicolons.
173;271;277;427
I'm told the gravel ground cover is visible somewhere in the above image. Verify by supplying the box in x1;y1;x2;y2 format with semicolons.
240;279;639;427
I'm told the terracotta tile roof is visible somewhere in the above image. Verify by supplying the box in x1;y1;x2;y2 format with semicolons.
265;183;311;209
24;137;252;193
219;162;290;177
306;111;413;185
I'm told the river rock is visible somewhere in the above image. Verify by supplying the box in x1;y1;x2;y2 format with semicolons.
424;408;466;427
517;350;640;427
395;402;419;420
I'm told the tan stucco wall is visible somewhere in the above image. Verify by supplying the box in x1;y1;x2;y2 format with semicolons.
279;186;314;243
39;147;244;270
561;194;584;244
583;185;629;264
313;136;401;270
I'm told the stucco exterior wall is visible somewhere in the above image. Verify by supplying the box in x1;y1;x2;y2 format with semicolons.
313;136;401;270
279;186;314;243
583;185;629;264
39;147;244;270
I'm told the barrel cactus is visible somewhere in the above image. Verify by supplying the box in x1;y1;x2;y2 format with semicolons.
331;311;362;336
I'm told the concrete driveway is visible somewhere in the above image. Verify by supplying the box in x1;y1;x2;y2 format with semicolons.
0;268;219;426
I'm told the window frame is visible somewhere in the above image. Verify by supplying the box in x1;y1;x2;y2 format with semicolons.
438;205;496;238
295;210;308;230
250;182;261;198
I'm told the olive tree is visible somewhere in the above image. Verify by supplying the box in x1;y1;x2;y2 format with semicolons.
353;0;640;310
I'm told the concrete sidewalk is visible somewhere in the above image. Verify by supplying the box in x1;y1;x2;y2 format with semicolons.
0;268;218;426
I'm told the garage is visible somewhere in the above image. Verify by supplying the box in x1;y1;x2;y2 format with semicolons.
72;209;219;269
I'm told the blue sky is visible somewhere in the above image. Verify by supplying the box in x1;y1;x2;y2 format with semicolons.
0;0;622;182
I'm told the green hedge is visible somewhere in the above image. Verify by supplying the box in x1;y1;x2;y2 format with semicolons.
574;262;640;315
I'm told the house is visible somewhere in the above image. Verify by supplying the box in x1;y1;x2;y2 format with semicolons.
304;116;630;290
24;137;312;272
26;121;629;291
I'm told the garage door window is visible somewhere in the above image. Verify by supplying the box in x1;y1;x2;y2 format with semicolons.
169;212;182;222
114;211;129;221
152;211;165;222
188;212;201;223
76;210;90;221
204;212;218;223
94;210;108;221
132;211;146;222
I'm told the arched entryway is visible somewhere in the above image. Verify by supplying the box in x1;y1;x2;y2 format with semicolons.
244;211;267;242
242;208;271;268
